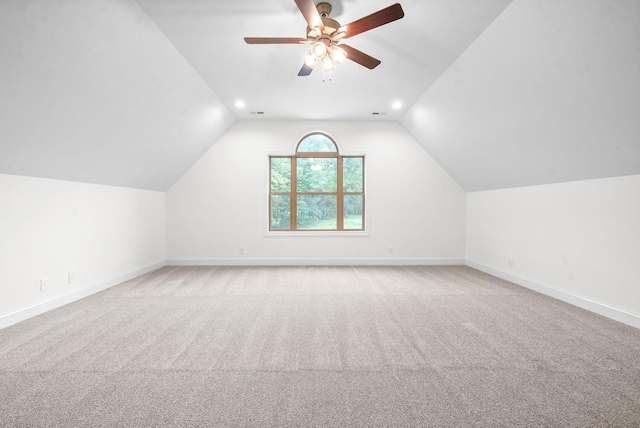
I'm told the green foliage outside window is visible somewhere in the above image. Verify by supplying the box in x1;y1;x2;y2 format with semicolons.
270;157;291;192
297;133;338;153
269;133;364;231
296;158;337;192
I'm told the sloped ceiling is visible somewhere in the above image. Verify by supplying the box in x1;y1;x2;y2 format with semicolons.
0;0;234;191
0;0;638;192
401;0;640;191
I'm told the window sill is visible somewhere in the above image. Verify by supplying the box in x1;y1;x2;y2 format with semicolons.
265;231;370;237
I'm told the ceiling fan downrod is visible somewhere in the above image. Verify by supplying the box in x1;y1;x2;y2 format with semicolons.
316;2;332;18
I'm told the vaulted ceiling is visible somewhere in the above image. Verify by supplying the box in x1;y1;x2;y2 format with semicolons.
134;0;514;121
0;0;638;191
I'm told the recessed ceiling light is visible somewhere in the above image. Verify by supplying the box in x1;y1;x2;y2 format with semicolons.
392;101;402;109
235;100;245;109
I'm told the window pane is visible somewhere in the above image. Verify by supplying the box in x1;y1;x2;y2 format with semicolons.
270;195;291;230
297;195;337;230
344;195;363;230
343;157;363;192
297;133;337;153
296;158;337;192
270;157;291;192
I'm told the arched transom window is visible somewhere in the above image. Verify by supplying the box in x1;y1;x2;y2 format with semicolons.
270;132;364;231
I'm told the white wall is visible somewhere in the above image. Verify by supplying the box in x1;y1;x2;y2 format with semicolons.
166;120;466;264
466;175;640;324
0;174;166;328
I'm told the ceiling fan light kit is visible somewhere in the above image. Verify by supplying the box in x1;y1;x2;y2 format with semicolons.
244;0;404;80
310;40;328;59
330;45;347;64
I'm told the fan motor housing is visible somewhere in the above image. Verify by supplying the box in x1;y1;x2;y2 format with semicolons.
306;2;340;39
307;18;340;38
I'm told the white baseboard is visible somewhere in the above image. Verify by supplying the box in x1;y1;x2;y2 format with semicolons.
167;258;466;266
0;260;166;330
5;258;636;331
465;259;640;329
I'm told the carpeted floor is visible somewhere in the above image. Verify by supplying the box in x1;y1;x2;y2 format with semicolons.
1;265;639;427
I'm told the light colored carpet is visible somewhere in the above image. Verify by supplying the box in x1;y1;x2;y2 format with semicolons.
1;265;639;426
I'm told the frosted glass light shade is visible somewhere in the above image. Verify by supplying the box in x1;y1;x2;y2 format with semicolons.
322;55;335;71
311;41;327;59
304;53;317;68
331;46;347;64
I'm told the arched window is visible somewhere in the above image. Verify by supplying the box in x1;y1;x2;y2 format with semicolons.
270;132;364;231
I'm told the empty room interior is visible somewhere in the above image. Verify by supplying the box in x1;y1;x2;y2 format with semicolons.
1;0;639;426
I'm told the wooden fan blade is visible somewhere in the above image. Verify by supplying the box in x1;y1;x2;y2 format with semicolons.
298;63;314;76
244;37;308;44
294;0;324;33
340;44;381;69
339;3;404;39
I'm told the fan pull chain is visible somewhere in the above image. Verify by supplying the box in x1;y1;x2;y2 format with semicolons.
322;70;332;82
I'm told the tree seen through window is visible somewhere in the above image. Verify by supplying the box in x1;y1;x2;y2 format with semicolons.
269;132;364;231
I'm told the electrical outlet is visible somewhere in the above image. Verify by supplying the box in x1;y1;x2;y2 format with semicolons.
508;257;514;267
239;247;245;255
40;278;49;292
68;271;76;284
388;246;394;255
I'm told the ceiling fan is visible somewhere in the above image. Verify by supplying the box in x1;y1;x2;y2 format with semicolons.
244;0;405;77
